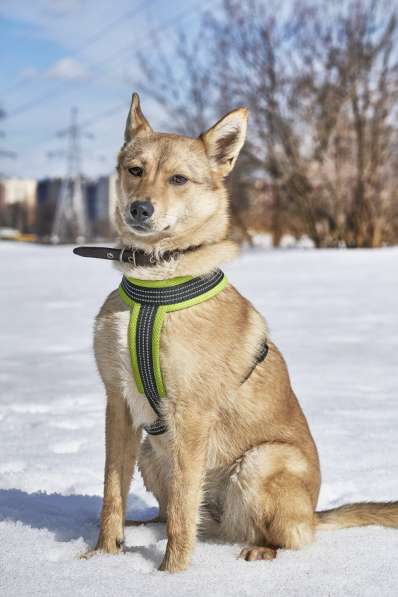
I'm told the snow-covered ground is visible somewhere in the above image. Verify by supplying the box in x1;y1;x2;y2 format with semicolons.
1;242;397;596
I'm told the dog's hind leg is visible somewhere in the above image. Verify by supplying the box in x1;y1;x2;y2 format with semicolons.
219;443;319;561
83;387;142;558
238;471;315;561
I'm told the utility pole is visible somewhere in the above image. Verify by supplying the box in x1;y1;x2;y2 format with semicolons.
51;107;91;243
0;108;17;177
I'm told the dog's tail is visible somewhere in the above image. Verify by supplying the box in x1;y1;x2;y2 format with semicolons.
315;501;398;530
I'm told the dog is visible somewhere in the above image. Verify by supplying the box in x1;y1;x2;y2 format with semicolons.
84;93;398;572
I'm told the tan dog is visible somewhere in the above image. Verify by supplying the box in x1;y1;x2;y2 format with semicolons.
85;93;398;572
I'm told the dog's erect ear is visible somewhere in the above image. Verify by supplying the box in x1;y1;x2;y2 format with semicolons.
124;93;152;143
200;107;248;176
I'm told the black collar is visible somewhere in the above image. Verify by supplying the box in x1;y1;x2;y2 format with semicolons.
73;245;201;267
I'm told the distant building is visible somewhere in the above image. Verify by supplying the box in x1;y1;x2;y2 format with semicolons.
1;173;119;241
36;178;62;240
86;174;117;239
0;178;37;233
108;173;118;233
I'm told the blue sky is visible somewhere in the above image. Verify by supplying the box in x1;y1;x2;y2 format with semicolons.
0;0;214;179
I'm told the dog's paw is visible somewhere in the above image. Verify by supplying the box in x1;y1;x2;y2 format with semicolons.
80;537;125;559
158;548;190;573
158;558;187;573
239;546;277;561
80;548;98;560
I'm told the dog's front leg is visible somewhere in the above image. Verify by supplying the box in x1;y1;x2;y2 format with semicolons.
159;406;209;573
86;387;141;557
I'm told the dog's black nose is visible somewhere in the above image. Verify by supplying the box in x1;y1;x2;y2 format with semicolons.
129;200;154;224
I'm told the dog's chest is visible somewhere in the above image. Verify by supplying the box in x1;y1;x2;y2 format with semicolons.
97;299;208;432
113;310;158;430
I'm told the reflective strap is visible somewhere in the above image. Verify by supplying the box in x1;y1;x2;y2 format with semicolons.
136;304;162;417
144;418;168;435
118;270;228;436
120;269;225;305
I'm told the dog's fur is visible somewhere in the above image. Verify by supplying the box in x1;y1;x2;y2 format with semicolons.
85;94;398;571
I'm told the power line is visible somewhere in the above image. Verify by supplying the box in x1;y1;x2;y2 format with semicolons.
79;101;129;130
0;111;17;161
0;0;151;97
69;0;149;55
1;0;215;174
4;0;212;120
5;99;130;155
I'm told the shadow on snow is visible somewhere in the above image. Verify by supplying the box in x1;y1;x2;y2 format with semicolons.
0;488;160;547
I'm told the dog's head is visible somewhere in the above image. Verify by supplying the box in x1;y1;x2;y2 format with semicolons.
115;93;248;251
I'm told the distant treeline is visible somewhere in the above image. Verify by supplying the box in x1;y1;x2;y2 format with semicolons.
139;0;398;247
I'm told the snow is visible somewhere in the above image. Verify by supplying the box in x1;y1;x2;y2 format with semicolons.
1;241;397;596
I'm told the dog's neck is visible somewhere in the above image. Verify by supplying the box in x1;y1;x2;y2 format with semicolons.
115;239;239;280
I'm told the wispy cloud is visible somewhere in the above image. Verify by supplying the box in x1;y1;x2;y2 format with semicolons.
45;58;87;80
0;0;208;178
17;59;87;82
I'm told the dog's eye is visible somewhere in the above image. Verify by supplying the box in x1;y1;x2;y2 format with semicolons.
128;166;144;177
170;174;188;185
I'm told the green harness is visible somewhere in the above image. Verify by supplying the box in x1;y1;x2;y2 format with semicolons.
118;269;228;435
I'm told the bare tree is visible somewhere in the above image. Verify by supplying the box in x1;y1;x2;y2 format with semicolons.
292;1;398;247
138;0;398;247
138;22;260;243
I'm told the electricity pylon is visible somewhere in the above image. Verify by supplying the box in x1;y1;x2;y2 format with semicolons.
0;108;17;177
51;107;91;243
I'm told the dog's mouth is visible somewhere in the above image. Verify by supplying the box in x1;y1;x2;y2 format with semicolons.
131;224;152;233
123;212;171;236
128;222;171;236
